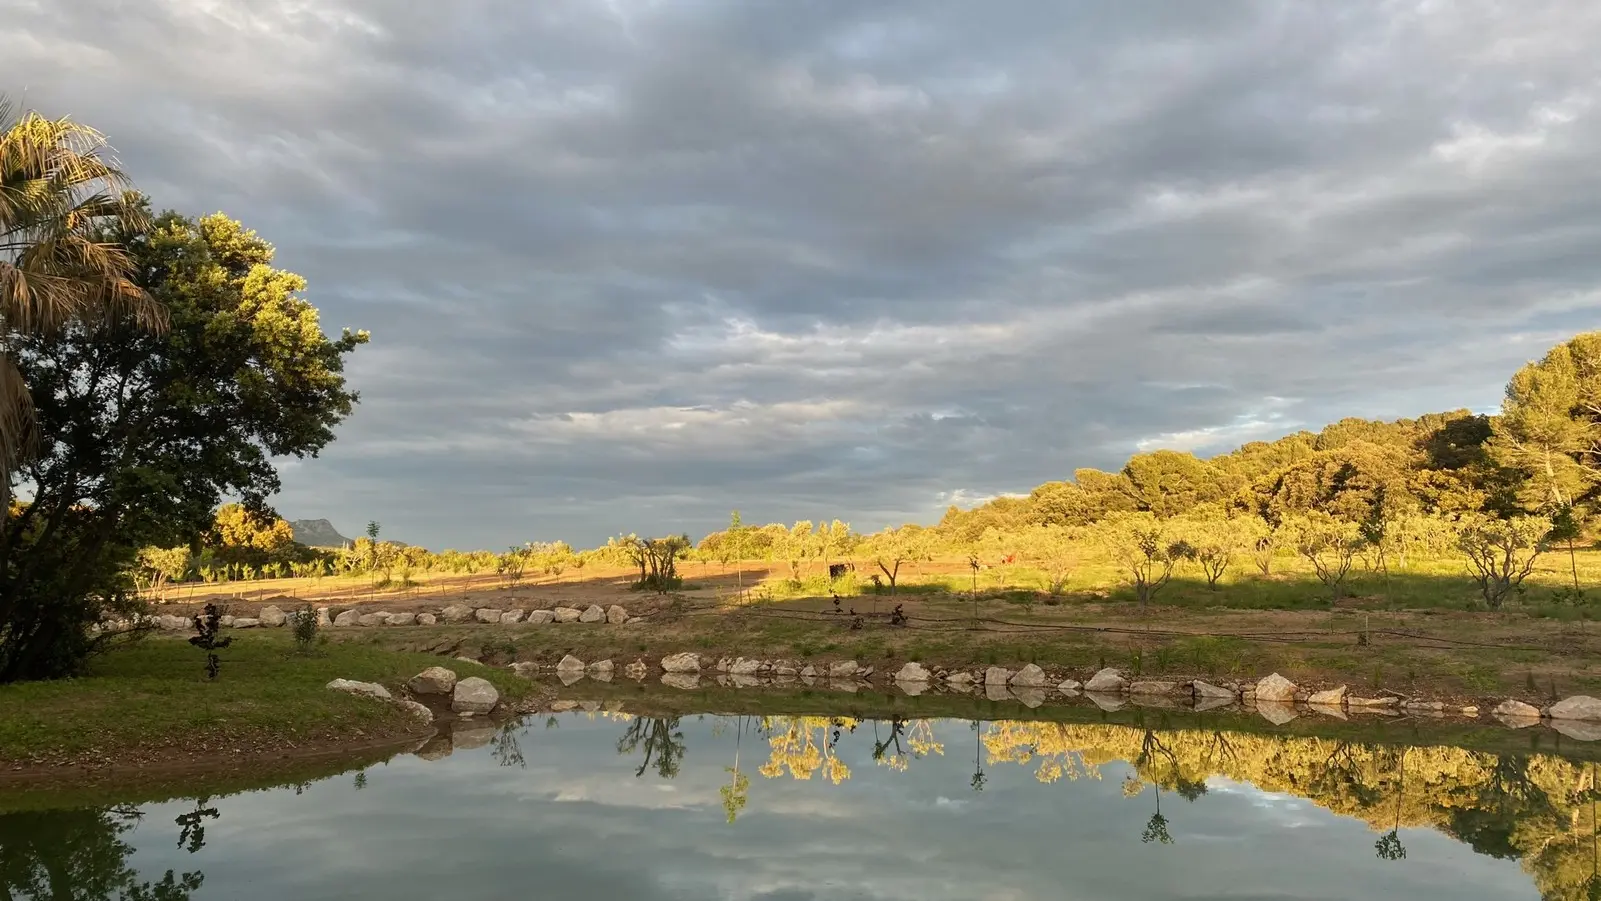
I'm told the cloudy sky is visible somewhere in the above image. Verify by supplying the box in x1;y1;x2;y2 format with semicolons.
5;1;1601;549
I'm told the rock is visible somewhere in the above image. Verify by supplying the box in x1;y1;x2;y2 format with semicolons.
895;662;932;683
1085;668;1127;693
549;700;579;712
1255;674;1297;703
407;666;458;696
1308;686;1348;707
624;661;649;680
1549;696;1601;722
985;666;1012;686
1348;696;1399;708
553;607;582;623
526;610;554;624
946;671;975;685
1011;664;1047;687
1057;679;1083;694
357;613;388;627
558;670;585;686
579;605;606;623
454;656;483;665
1014;687;1046;708
661;653;701;673
1193;694;1236;713
232;617;261;629
1131;694;1180;710
578;700;602;712
1257;701;1299;725
316;607;332;627
500;610;524;624
508;662;540;679
606;605;628;624
556;654;585;673
413;734;453;761
219;615;235;627
395;699;434;724
897;679;927;697
728;673;760;688
730;658;762;676
416;613;437;626
1193;681;1236;700
327;678;392;700
1460;706;1480;717
258;605;287;627
387;612;417;626
451;677;499;714
714;657;733;673
588;659;615;674
1403;700;1446;712
774;663;799;677
441;604;475;624
626;616;646;625
1494;699;1542;720
800;665;818;679
474;608;502;624
158;614;190;631
829;660;859;679
1129;681;1178;696
661;672;700;690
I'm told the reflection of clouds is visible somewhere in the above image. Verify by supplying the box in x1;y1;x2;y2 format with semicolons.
105;715;1538;901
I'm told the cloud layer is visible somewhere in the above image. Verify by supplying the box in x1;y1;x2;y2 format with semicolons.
5;0;1601;547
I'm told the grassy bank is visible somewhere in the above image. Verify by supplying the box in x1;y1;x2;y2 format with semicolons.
0;633;527;772
349;595;1601;706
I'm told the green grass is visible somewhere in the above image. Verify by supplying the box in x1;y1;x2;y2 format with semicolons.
0;632;526;766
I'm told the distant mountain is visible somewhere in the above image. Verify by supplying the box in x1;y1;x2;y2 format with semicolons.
289;519;352;548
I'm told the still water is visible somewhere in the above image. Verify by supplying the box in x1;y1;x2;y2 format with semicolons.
3;706;1598;900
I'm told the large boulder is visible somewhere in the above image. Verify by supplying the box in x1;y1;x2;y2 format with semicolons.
1549;696;1601;721
729;658;762;676
661;652;701;673
895;662;932;683
1308;686;1348;707
407;666;458;696
258;605;287;627
1010;664;1047;687
1494;698;1543;720
526;610;554;624
553;607;582;623
1193;681;1236;700
452;676;499;715
557;654;586;673
357;613;389;627
829;660;860;679
1129;681;1178;696
232;617;261;629
441;604;475;624
500;610;524;624
1257;701;1299;726
415;613;437;626
1084;668;1126;693
332;609;361;627
327;679;392;700
474;608;502;624
606;605;629;624
1255;673;1298;703
386;612;417;626
984;666;1012;686
579;605;606;623
396;699;434;725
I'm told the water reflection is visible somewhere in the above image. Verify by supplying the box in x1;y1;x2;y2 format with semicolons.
0;804;204;900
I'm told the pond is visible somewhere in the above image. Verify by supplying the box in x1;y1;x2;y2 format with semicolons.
3;698;1598;900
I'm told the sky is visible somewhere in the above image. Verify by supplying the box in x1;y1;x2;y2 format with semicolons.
4;1;1601;549
104;713;1538;901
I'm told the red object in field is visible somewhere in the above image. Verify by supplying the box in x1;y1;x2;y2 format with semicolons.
1001;553;1017;565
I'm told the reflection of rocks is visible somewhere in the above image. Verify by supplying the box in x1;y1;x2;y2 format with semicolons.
985;682;1013;703
945;672;974;686
828;679;860;693
661;672;700;690
1550;719;1601;741
578;700;601;712
729;674;761;688
557;670;585;686
1193;694;1235;713
588;659;615;675
414;733;453;761
944;679;974;694
451;718;496;750
1193;681;1235;700
896;680;927;697
1348;696;1398;710
624;661;649;680
1129;681;1177;696
1256;701;1299;725
1085;691;1126;712
508;662;540;679
1308;702;1347;721
1308;686;1347;706
895;662;931;682
1085;668;1126;693
1013;687;1046;708
1131;694;1180;710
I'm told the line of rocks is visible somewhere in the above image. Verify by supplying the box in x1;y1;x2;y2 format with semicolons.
122;602;638;632
325;664;507;728
500;653;1601;736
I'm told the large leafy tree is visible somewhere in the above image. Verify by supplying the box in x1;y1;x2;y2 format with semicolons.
0;204;367;681
1490;333;1601;510
0;99;165;494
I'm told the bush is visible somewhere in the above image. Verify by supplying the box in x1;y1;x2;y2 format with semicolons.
290;604;320;653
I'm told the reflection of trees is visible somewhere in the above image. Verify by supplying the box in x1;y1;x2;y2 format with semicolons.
492;722;527;769
0;805;203;901
756;716;857;784
616;717;686;779
173;797;218;855
721;716;752;823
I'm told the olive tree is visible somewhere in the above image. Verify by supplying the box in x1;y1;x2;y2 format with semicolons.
1458;515;1550;610
1282;513;1366;601
1016;524;1078;595
869;525;933;595
1098;513;1193;607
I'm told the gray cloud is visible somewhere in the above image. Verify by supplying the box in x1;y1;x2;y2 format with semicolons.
4;0;1601;547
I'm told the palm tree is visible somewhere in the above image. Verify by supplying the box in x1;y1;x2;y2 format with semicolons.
0;96;164;495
